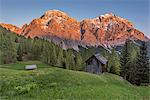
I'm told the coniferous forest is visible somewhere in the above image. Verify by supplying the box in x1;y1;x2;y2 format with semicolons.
0;26;149;86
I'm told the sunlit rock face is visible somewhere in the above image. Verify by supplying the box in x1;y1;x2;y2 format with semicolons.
80;13;146;46
21;10;81;42
0;23;22;35
0;10;149;49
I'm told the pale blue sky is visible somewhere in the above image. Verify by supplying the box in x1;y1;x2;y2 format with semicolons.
0;0;149;36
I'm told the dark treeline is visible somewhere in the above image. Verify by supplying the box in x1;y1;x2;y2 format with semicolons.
0;26;149;86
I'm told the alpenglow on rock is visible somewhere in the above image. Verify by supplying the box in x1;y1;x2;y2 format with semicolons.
0;10;149;49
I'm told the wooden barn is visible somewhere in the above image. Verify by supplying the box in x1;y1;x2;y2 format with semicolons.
85;53;107;74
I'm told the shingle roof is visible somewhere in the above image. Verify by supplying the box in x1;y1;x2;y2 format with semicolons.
94;53;108;65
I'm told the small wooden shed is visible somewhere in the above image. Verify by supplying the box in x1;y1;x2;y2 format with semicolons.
25;64;37;70
85;53;107;74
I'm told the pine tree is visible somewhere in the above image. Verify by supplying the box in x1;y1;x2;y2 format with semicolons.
64;50;75;69
32;38;43;60
41;41;49;64
0;32;17;64
63;50;68;69
46;43;52;65
120;39;131;80
41;41;57;66
108;48;121;75
41;41;52;64
0;50;4;64
17;43;24;61
50;44;57;65
0;33;4;64
127;59;137;83
134;42;150;85
23;38;32;54
56;48;64;67
74;53;83;71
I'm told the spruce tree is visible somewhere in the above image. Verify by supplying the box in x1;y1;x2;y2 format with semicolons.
17;43;24;61
23;38;32;54
74;53;83;71
56;48;64;67
64;50;75;69
50;44;57;65
134;42;150;85
120;39;131;80
41;41;57;66
63;50;69;69
108;48;121;75
0;50;4;64
0;32;17;64
32;38;43;60
41;41;52;64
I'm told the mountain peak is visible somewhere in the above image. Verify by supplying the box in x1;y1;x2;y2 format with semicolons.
0;10;148;48
100;13;115;18
44;10;70;19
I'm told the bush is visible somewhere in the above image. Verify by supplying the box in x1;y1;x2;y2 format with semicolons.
14;83;37;94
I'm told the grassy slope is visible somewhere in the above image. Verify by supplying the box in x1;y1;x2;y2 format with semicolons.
0;61;149;100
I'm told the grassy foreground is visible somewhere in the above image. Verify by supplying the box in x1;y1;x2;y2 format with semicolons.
0;61;149;100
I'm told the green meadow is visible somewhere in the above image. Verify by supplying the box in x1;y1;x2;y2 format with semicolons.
0;61;149;100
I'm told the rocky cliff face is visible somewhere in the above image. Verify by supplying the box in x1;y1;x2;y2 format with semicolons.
0;10;149;49
80;13;146;46
21;10;80;41
0;23;22;35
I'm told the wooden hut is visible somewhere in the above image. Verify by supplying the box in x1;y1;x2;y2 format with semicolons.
25;64;37;70
85;53;107;74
